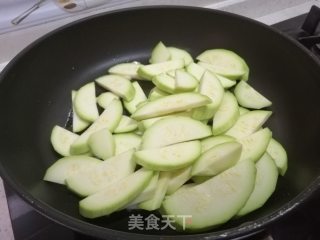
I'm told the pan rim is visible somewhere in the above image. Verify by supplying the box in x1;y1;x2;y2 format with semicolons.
1;5;320;239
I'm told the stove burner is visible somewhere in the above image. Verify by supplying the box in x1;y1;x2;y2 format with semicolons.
296;5;320;54
301;5;320;35
273;5;320;58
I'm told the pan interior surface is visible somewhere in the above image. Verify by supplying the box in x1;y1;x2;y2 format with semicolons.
1;6;320;239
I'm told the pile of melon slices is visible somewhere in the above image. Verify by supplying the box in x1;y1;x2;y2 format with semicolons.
44;42;287;231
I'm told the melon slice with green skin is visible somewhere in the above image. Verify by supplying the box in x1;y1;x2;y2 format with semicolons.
152;73;176;94
237;152;278;217
95;74;135;101
128;172;160;206
72;90;90;132
138;59;185;80
131;92;211;121
238;128;272;162
212;91;239;135
149;41;171;64
148;87;169;100
43;156;101;185
186;62;205;81
225;110;272;139
267;138;288;176
168;47;193;66
134;141;201;171
51;125;79;157
141;116;212;149
192;70;224;120
197;49;248;80
114;116;138;133
216;74;237;88
66;149;136;197
80;168;153;218
114;133;141;155
239;107;250;115
88;128;114;160
175;69;198;92
123;81;147;114
74;82;99;122
97;92;119;109
70;99;122;155
108;62;142;80
139;171;171;211
234;80;272;109
167;167;192;195
192;141;242;176
200;135;235;153
161;160;256;231
138;111;192;131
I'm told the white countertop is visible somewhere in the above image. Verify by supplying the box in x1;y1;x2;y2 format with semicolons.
0;0;318;239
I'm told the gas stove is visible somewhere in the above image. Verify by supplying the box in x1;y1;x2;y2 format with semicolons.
2;3;320;240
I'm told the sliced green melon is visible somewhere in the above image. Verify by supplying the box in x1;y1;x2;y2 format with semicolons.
129;172;160;206
216;74;236;88
175;69;198;92
148;87;169;100
132;92;211;120
80;168;153;218
88;128;114;160
51;125;79;157
192;142;242;176
134;141;201;171
74;82;99;122
71;90;90;132
43;156;101;185
168;47;193;66
108;62;142;80
167;167;192;195
141;116;212;149
114;133;141;155
152;73;176;94
186;62;205;81
114;115;138;133
212;91;239;135
96;92;119;109
66;149;136;196
139;171;171;211
123;81;147;114
200;135;235;153
149;41;171;64
192;70;224;120
70;99;122;154
138;59;184;80
267;138;288;176
234;81;272;109
162;160;256;231
197;49;248;80
96;74;135;101
225;110;272;139
138;111;192;131
237;153;278;216
239;107;250;115
238;128;272;162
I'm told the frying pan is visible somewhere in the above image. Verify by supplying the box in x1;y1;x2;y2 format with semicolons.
1;5;320;239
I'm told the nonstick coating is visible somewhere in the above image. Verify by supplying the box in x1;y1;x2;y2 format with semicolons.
1;6;320;240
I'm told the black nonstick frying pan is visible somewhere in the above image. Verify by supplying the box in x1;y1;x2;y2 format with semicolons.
1;5;320;240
